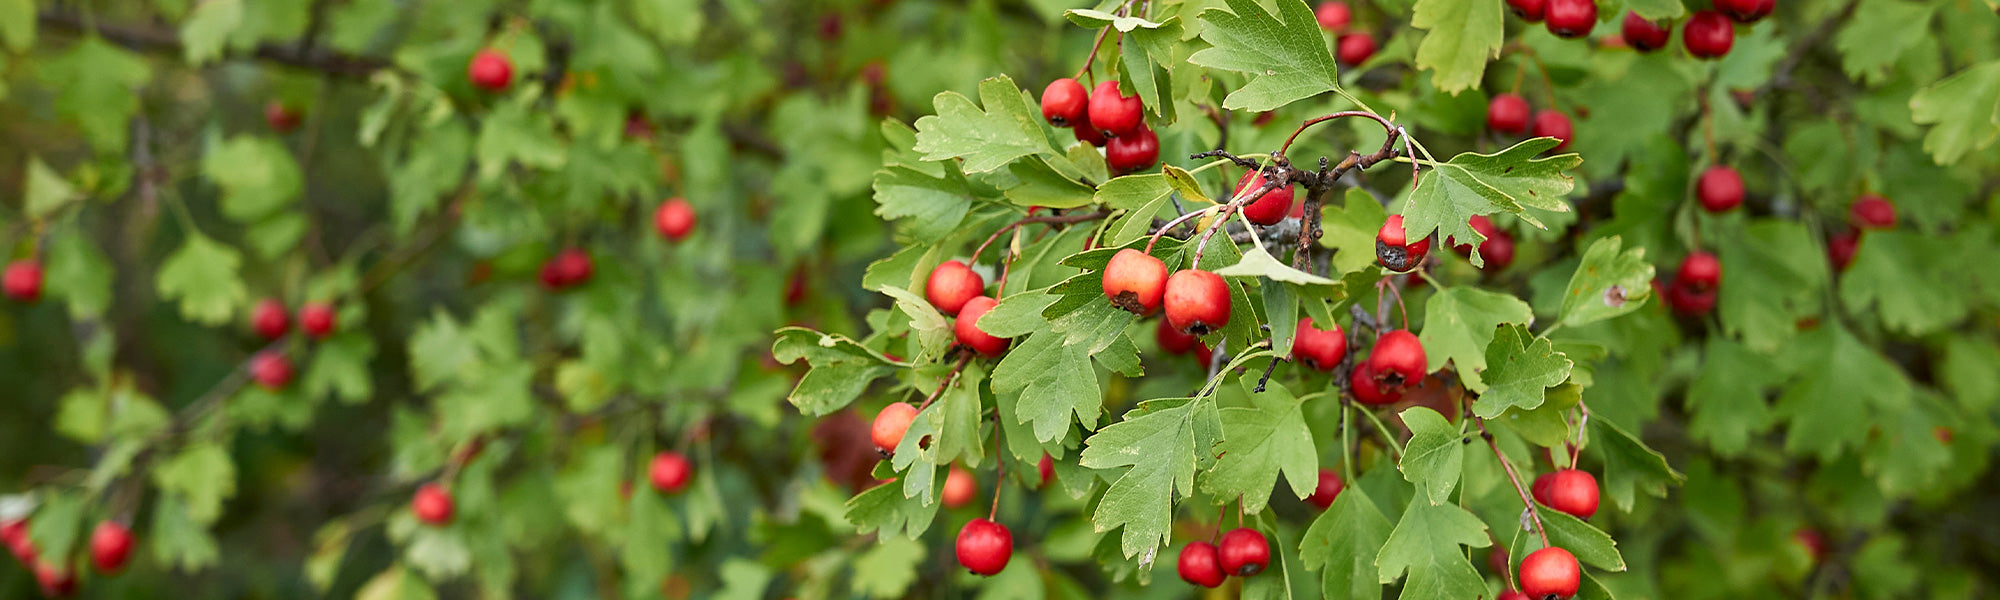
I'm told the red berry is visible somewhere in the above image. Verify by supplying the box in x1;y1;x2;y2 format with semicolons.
1544;0;1597;38
1236;171;1297;226
1675;251;1722;291
1683;11;1735;59
1177;541;1227;587
655;197;697;242
1849;194;1896;229
872;403;919;456
650;451;692;494
1041;78;1089;128
1350;362;1404;405
89;521;133;574
1294;318;1348;372
1367;330;1427;388
1531;110;1574;152
467;49;514;92
412;483;455;526
1038;454;1055;487
1451;216;1514;271
1488;546;1511;577
1375;214;1432;272
540;248;594;290
251;298;291;340
1074;120;1109;147
1;518;31;562
1544;469;1600;519
1716;0;1775;22
1315;2;1353;31
1102;249;1169;314
1621;12;1672;52
3;259;41;303
1520;547;1581;599
1666;282;1718;316
1507;0;1547;21
265;101;301;133
943;465;976;509
1087;80;1144;137
299;302;337;339
925;260;986;316
955;518;1013;576
1164;270;1231;336
954;296;1011;357
1337;33;1377;66
249;351;294;390
1532;471;1556;505
1793;528;1827;563
35;561;76;598
1218;528;1270;576
1487;93;1532;134
1156;318;1204;356
1828;229;1860;271
1105;125;1160;174
1697;166;1744;213
1501;591;1532;600
1307;468;1345;509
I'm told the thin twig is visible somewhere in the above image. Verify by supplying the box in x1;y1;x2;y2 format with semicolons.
1477;419;1550;547
971;210;1111;264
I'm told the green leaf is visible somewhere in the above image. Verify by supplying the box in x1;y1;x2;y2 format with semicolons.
305;333;375;404
1410;0;1505;93
1300;487;1393;600
873;164;972;242
929;363;988;466
151;443;237;525
1375;488;1489;597
202;136;303;222
912;75;1051;173
404;526;471;580
476;98;567;180
845;479;942;539
1839;232;1969;335
150;494;222;572
1685;339;1782;457
1186;0;1342;112
389;121;471;234
1003;155;1096;209
182;0;244;64
1403;139;1580;263
1591;418;1685;512
773;327;900;416
1835;0;1938;84
1081;398;1199;562
1716;221;1826;352
41;38;150;152
852;535;926;598
1474;324;1572;418
994;331;1102;443
1202;380;1317;513
354;566;438;600
1908;60;2000;165
1537;506;1626;571
1216;243;1336;285
0;0;34;52
1321;188;1388;274
1773;324;1911;461
25;157;84;220
44;228;113;318
632;0;703;45
1496;382;1581;447
1417;286;1533;392
1558;236;1656;327
26;491;85;561
1396;407;1464;505
1623;0;1685;19
156;234;247;326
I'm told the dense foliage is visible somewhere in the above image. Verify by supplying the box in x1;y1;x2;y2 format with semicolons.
2;0;1998;598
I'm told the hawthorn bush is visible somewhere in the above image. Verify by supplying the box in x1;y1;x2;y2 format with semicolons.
2;0;1998;598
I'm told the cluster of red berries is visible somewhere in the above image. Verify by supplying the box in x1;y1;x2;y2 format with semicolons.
3;516;135;597
1511;0;1772;60
1177;527;1272;587
1314;2;1377;66
1040;78;1158;174
243;298;342;391
924;259;1010;358
1663;250;1722;316
1485;93;1573;153
413;449;696;528
1828;194;1896;271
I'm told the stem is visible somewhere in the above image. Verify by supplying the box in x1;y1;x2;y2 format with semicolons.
989;416;1004;521
1145;206;1211;253
1278;111;1399;157
915;355;973;412
1340;402;1356;484
1354;406;1404;458
971;210;1111;265
1477;419;1550;547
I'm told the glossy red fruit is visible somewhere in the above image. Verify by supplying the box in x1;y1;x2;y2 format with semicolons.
1164;270;1231;336
1621;12;1672;52
265;101;302;133
249;351;294;390
299;302;337;339
1520;547;1581;599
1828;229;1860;271
467;49;514;92
1177;541;1227;588
1500;591;1532;600
1350;362;1404;405
1531;110;1574;152
412;483;455;526
89;521;133;574
1683;11;1735;59
1294;318;1348;371
954;296;1010;357
1544;0;1597;38
3;259;42;303
1156;318;1204;355
1103;249;1169;314
35;562;75;597
1038;454;1055;487
1487;93;1532;134
1087;80;1144;137
1337;33;1377;66
1507;0;1547;21
1218;528;1271;576
1376;215;1431;272
1237;171;1297;226
925;260;986;316
942;465;976;508
1850;194;1896;229
1675;251;1722;291
1074;120;1109;147
252;298;291;339
1105;125;1160;174
872;403;919;456
955;518;1013;576
1042;78;1089;128
1697;166;1744;213
650;451;692;494
1544;469;1600;519
1315;2;1353;31
1307;468;1345;509
1716;0;1775;22
655;197;697;242
1368;330;1427;388
1532;471;1556;505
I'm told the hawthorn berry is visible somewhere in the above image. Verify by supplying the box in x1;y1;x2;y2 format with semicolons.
1038;454;1055;487
2;518;31;562
1665;282;1718;316
1367;329;1428;388
1544;0;1597;38
412;483;455;526
1177;541;1227;588
1041;78;1089;128
540;248;594;290
1507;0;1548;21
467;49;514;92
1307;468;1345;509
1675;251;1722;291
89;521;133;574
925;260;986;316
655;197;697;242
1105;125;1160;174
1073;120;1109;147
1850;194;1896;229
1156;317;1204;356
2;259;41;303
1531;110;1574;152
1315;1;1352;32
1337;33;1377;66
1164;269;1231;336
871;402;919;456
1218;528;1270;576
1293;318;1348;371
1532;471;1556;505
1697;166;1744;213
249;351;295;390
1683;11;1735;59
1487;93;1532;134
942;465;976;509
1102;248;1169;314
1544;469;1600;519
1520;546;1581;599
1236;171;1296;226
1828;229;1860;271
1451;215;1515;271
955;518;1013;576
1350;362;1403;405
300;302;337;339
1488;546;1511;577
251;298;291;340
265;101;301;133
1500;591;1531;600
1621;12;1672;52
35;562;76;598
1376;215;1432;272
954;296;1011;357
1086;80;1144;137
650;451;693;494
1716;0;1776;23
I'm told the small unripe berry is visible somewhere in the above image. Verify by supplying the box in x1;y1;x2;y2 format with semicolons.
1376;215;1432;272
1683;11;1735;59
1487;93;1532;134
925;260;986;316
954;296;1010;357
1531;110;1574;152
955;518;1013;576
872;402;919;456
252;298;291;340
1520;547;1581;599
655;197;697;242
1218;528;1271;576
1544;0;1598;38
1621;12;1672;52
1041;78;1089;128
1236;171;1296;226
1697;166;1745;213
1164;270;1231;336
467;49;514;92
1102;249;1169;314
412;483;455;526
1177;541;1227;587
1293;318;1348;371
1087;80;1144;137
650;451;692;494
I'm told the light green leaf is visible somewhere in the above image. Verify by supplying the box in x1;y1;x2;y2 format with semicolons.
1301;487;1392;600
1474;324;1571;418
994;331;1101;443
202;136;303;222
1081;398;1199;562
912;75;1051;173
1537;506;1626;571
1835;0;1938;84
182;0;244;65
1410;0;1504;93
25;157;84;220
44;228;113;318
1417;286;1533;392
151;495;222;572
1321;188;1387;274
1186;0;1342;112
1203;380;1317;512
1591;418;1685;512
1404;139;1580;265
1908;60;2000;165
1396;407;1464;505
156;234;247;326
1375;488;1489;596
1774;324;1911;461
1559;236;1655;327
1686;339;1782;457
0;0;34;52
852;535;926;598
41;38;150;152
151;443;237;525
1216;243;1336;285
